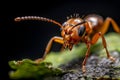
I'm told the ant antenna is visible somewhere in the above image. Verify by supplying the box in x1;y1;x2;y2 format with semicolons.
14;16;63;29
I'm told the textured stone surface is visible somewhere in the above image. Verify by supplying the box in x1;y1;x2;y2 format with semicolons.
61;51;120;80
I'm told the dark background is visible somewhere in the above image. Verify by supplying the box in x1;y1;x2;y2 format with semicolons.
1;0;120;80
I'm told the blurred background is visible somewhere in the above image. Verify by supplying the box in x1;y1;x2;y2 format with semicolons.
1;0;120;79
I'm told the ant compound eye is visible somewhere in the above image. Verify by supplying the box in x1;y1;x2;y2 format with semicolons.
78;26;86;36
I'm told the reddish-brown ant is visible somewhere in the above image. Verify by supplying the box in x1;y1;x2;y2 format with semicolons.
14;14;120;73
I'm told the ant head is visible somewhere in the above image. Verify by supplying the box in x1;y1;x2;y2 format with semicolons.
61;17;87;50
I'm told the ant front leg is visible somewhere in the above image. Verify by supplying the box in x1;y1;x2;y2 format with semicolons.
99;17;120;34
35;36;64;63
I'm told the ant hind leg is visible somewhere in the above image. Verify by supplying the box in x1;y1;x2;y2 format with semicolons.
91;32;116;62
99;17;120;35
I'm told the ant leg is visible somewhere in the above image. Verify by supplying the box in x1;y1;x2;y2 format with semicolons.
99;17;120;34
35;36;64;63
91;32;115;62
82;43;91;73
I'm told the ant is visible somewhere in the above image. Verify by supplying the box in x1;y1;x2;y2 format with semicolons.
14;14;120;73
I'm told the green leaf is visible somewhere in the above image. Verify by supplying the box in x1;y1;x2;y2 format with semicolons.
8;59;63;79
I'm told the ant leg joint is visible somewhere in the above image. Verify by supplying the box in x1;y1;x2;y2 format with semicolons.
109;56;116;62
98;32;102;35
82;65;86;73
85;54;89;58
106;17;111;20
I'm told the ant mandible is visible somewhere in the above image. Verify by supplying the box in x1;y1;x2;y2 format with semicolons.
14;14;120;73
